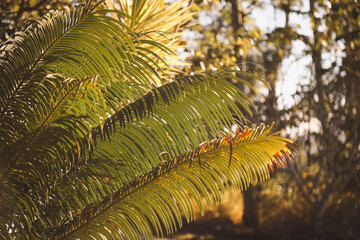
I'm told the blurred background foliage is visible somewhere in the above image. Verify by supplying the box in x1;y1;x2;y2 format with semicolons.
1;0;359;239
176;0;360;239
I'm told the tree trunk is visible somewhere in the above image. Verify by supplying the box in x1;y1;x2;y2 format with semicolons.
314;201;326;239
229;0;246;70
229;1;259;229
242;185;259;229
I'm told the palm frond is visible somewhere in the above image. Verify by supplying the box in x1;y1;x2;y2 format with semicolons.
47;124;295;239
103;0;194;77
91;71;254;144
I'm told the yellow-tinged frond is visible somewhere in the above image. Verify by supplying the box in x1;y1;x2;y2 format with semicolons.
49;124;296;239
103;0;194;81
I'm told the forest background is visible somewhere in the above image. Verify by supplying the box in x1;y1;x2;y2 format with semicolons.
1;0;359;239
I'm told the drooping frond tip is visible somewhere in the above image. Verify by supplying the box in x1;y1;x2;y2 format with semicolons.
51;123;296;239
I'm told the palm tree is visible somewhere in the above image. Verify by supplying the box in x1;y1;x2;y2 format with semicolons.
0;0;296;239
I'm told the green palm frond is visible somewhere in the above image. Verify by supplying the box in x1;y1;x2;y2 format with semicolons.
47;124;295;239
91;71;254;143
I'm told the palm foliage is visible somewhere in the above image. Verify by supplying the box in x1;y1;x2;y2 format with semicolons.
103;0;193;78
0;0;296;239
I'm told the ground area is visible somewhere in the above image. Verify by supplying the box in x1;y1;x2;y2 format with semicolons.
165;186;360;240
